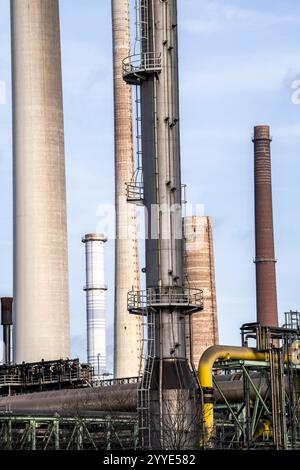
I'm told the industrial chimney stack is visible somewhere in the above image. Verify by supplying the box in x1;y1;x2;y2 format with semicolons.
111;0;142;378
11;0;70;362
82;234;107;378
124;0;203;448
253;125;279;327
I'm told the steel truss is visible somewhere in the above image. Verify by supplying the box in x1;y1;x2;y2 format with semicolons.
0;415;139;451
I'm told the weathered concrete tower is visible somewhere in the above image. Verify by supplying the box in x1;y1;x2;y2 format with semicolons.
253;126;279;327
124;0;203;449
111;0;142;379
183;216;219;369
11;0;70;363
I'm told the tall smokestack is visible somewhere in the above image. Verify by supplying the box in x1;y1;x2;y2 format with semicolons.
11;0;70;363
183;216;219;368
253;125;278;327
1;298;13;364
124;0;203;448
82;234;107;378
111;0;142;378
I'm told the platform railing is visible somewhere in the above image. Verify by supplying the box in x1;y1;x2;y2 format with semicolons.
123;52;162;83
128;286;203;314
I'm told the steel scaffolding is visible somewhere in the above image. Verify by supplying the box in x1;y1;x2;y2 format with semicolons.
204;323;300;450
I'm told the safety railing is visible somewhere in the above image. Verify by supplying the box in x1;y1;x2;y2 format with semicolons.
92;377;140;388
128;287;203;314
126;182;144;204
123;52;162;84
0;369;92;388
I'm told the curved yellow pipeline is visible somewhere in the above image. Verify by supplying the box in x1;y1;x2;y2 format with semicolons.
198;345;267;443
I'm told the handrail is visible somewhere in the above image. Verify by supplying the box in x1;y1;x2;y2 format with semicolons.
128;287;203;315
123;52;162;78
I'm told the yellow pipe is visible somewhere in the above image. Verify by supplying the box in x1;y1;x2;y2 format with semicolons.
198;345;267;443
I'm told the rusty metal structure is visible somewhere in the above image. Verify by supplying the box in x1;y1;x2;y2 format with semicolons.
111;0;142;379
183;217;219;369
253;125;278;327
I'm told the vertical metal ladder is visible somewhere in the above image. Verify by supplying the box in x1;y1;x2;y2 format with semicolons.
135;0;149;46
133;84;143;186
128;0;148;198
137;307;156;449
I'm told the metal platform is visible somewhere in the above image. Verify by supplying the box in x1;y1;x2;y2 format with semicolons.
123;52;162;85
0;359;92;396
127;286;203;315
126;181;144;204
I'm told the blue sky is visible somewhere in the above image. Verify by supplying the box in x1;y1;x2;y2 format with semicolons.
0;0;300;371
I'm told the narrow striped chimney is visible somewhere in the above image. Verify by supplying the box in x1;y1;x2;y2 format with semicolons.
82;234;107;378
253;125;278;327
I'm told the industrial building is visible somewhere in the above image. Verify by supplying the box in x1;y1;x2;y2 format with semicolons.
0;0;299;452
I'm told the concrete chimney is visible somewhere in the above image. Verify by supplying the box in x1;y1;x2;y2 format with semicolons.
183;216;219;368
11;0;70;362
82;234;107;378
253;125;278;327
111;0;142;378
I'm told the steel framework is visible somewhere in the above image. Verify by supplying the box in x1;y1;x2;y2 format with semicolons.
0;414;138;450
205;322;300;450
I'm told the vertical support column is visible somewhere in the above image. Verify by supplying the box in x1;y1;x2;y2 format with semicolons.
11;0;70;363
253;126;278;327
54;419;60;450
111;0;142;379
1;298;13;364
82;234;107;378
30;420;36;450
